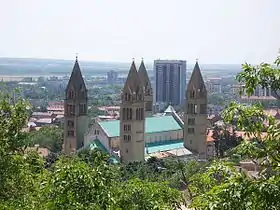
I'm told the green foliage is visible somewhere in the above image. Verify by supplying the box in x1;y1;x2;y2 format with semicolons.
208;93;225;106
26;126;63;153
212;125;242;157
115;179;184;210
236;56;280;98
190;57;280;209
0;91;184;209
41;156;118;209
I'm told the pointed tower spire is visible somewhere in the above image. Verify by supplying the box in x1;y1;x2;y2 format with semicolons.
138;58;153;116
123;60;143;94
187;60;206;92
66;56;86;91
138;58;151;87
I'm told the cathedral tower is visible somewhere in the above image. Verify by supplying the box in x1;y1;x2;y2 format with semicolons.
63;57;88;154
120;60;145;163
184;61;208;159
138;58;153;116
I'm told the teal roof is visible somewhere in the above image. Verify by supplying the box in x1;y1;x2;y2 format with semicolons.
99;115;182;138
146;140;185;154
88;139;119;163
89;139;108;153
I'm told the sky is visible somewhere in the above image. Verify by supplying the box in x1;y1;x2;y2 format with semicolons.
0;0;280;64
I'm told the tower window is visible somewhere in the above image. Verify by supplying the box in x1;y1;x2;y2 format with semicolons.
125;93;131;101
68;90;74;99
79;103;86;115
67;130;75;137
124;124;131;132
190;139;192;144
124;135;131;142
188;128;195;134
123;108;126;120
125;108;132;120
124;108;132;120
129;108;132;120
136;108;139;120
67;104;75;115
190;91;195;98
194;105;198;114
67;120;74;128
187;104;197;114
136;108;144;120
188;118;195;125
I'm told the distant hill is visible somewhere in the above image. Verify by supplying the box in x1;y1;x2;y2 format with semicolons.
0;57;242;77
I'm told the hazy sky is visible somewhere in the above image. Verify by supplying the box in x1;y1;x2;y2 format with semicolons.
0;0;279;64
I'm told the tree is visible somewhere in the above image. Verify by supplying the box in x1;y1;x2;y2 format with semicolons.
236;56;280;99
26;126;63;153
0;91;43;204
212;125;242;157
190;57;280;209
114;179;184;210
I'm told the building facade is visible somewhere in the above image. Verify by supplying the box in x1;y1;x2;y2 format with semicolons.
119;61;145;163
184;61;208;159
63;57;88;154
154;60;186;106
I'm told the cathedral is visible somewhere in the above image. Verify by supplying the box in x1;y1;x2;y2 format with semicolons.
63;57;213;163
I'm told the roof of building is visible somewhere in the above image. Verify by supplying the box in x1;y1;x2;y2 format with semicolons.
98;115;182;137
36;118;53;124
89;139;108;153
32;112;54;117
88;139;119;163
164;105;176;113
187;61;206;93
146;139;187;154
122;60;143;95
66;57;86;91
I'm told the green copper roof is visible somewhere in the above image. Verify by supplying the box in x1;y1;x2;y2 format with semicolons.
99;115;181;138
89;139;108;152
88;139;119;164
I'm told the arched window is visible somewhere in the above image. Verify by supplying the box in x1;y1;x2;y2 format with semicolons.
126;108;129;120
129;108;132;120
125;93;128;101
123;108;126;120
136;108;139;120
190;90;195;98
68;90;74;99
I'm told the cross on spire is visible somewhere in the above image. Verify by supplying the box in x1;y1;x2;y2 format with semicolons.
76;53;78;61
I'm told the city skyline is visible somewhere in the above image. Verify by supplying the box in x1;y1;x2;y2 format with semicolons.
0;0;279;64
